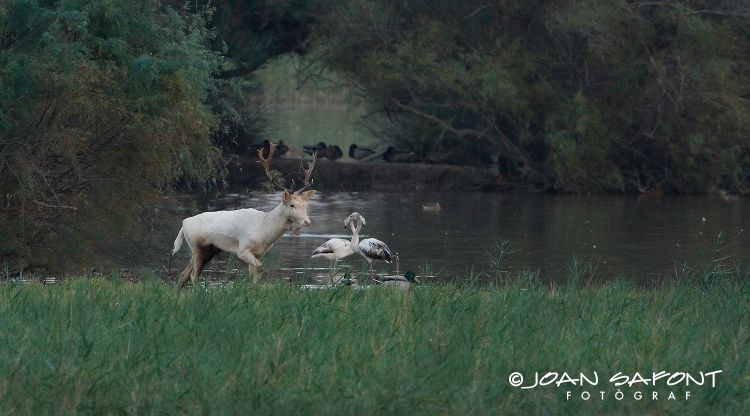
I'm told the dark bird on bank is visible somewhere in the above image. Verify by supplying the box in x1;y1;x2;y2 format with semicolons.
276;140;289;157
249;139;272;158
349;144;376;160
303;142;327;156
250;139;290;159
324;145;343;161
383;146;415;163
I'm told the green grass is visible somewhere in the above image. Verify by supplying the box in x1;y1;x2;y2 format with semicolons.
0;277;748;415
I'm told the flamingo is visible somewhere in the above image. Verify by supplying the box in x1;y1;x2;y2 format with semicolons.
344;212;393;280
311;238;354;271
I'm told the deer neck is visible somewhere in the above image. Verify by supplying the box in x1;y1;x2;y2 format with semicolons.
261;202;293;244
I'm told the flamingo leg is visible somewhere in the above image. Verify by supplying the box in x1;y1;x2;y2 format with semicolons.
369;261;375;281
330;259;339;284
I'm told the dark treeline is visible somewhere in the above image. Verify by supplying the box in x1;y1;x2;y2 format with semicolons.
200;0;750;194
1;0;749;269
308;0;750;194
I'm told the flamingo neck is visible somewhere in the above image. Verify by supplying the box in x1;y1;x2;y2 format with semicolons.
349;221;362;251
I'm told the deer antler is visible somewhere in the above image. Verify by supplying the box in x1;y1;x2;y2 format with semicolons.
258;142;290;192
295;152;317;194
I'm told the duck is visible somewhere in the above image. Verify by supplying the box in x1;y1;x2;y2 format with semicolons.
338;272;356;286
381;271;417;289
718;189;739;202
383;146;414;163
324;145;343;161
349;144;376;160
303;142;327;156
422;202;441;212
249;139;273;158
276;140;289;157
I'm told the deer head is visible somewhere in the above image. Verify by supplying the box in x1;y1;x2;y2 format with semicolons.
258;141;317;226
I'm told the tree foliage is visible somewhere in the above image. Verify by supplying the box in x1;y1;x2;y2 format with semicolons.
308;0;750;193
0;0;223;268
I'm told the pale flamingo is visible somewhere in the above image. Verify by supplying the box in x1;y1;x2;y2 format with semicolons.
311;238;354;271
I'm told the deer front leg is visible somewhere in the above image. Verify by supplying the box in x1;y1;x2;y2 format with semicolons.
238;248;262;283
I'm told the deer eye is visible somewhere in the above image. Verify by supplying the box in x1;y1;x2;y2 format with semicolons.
290;204;295;208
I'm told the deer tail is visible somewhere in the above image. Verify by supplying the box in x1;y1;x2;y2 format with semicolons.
172;227;185;255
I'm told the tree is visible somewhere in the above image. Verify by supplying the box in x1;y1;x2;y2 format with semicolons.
0;0;223;270
308;0;750;193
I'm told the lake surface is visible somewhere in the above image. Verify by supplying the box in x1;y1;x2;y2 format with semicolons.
129;191;749;284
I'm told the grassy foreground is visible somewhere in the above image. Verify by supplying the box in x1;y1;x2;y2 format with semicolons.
0;278;748;415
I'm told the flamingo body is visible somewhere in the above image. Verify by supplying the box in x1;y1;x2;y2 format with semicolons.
311;238;354;270
312;238;354;261
357;238;392;263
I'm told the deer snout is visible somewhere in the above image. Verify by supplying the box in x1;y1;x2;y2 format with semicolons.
303;218;311;226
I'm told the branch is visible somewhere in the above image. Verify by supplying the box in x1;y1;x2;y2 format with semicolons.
391;99;489;138
462;4;492;21
32;200;77;210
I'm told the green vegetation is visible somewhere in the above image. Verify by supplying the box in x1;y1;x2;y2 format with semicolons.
208;0;750;194
0;1;224;269
308;0;750;193
0;277;747;414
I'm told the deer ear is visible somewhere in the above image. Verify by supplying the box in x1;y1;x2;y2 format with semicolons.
282;190;292;203
300;190;316;201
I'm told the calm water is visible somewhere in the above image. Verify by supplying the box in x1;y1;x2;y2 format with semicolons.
130;191;749;283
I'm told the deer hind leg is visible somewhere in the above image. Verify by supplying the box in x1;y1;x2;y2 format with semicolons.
238;248;262;283
190;245;220;287
177;262;194;289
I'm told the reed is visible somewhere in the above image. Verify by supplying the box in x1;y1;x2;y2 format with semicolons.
0;274;747;414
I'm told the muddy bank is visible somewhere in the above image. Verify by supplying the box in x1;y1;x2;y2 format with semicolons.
227;156;510;191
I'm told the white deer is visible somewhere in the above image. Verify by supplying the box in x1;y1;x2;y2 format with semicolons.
172;143;317;288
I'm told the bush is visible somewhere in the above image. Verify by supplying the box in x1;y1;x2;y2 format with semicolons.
0;0;223;270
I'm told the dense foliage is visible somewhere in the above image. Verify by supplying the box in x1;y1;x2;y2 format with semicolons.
309;0;750;193
0;0;223;268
